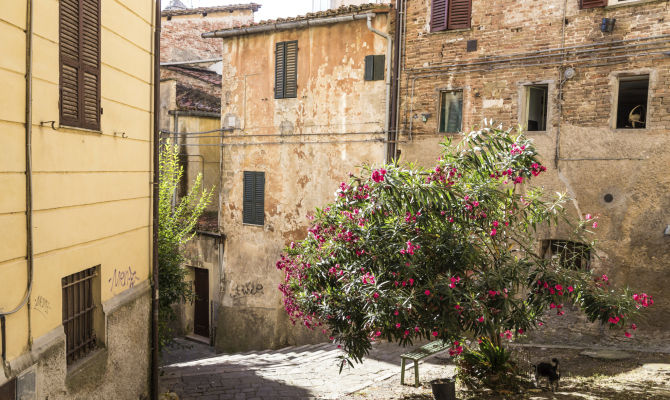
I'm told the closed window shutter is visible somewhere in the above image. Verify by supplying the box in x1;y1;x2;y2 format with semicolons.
430;0;448;32
59;0;80;127
253;172;265;225
284;41;298;98
81;0;101;130
243;171;254;224
447;0;471;30
364;55;374;81
274;42;285;99
373;55;385;81
580;0;607;9
59;0;100;130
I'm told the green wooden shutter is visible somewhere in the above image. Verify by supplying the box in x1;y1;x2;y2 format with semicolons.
284;41;298;98
373;55;385;81
364;55;374;81
253;172;265;225
243;171;254;224
274;42;286;99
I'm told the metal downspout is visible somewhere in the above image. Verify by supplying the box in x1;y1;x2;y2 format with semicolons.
2;0;34;373
151;0;161;399
389;0;404;161
366;14;393;163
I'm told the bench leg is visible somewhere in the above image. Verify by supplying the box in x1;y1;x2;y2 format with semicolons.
414;360;419;387
400;358;406;385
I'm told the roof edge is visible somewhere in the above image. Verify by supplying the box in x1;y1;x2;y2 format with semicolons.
162;3;261;17
202;6;391;39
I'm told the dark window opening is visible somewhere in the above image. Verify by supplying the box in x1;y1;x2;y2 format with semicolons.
580;0;608;9
526;85;548;131
364;55;385;81
243;171;265;226
542;240;591;270
617;75;648;129
62;266;98;365
275;41;298;99
439;91;463;133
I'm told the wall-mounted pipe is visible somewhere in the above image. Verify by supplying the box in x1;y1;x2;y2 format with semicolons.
2;0;34;372
366;14;393;163
151;0;161;399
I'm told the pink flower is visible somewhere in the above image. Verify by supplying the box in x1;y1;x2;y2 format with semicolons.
409;278;414;286
375;331;382;337
567;286;574;293
432;331;439;337
394;310;399;316
492;221;499;228
608;316;620;324
555;284;563;291
585;214;593;220
538;322;544;326
414;326;420;332
602;274;608;282
624;331;631;338
404;330;410;336
550;303;556;309
425;290;431;296
592;222;598;228
518;329;524;334
373;292;379;299
477;316;485;323
631;323;637;331
490;228;497;236
396;323;402;329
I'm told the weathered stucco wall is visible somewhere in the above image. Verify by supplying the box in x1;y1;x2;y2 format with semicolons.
216;11;391;352
398;0;670;348
0;0;154;396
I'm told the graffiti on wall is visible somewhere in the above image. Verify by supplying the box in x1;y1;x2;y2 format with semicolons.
230;282;264;298
34;295;52;316
108;266;139;292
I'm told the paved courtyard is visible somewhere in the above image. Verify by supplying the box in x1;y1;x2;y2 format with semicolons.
159;338;454;400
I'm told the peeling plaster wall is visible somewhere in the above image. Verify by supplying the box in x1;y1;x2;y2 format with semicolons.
398;0;670;348
216;14;391;352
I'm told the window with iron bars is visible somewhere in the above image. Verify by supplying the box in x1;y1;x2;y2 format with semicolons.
62;266;98;365
542;240;591;270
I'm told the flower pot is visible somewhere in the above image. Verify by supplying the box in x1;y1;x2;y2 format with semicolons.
431;378;456;400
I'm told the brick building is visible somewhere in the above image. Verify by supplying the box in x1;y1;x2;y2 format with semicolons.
395;0;670;347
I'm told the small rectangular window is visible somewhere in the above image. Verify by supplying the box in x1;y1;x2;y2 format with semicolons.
62;266;98;365
616;75;648;129
525;85;548;131
364;55;385;81
275;41;298;99
580;0;608;9
542;240;591;270
243;171;265;226
439;91;463;133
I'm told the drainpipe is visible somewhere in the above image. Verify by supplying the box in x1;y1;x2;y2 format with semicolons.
366;14;393;163
1;0;34;373
389;0;404;161
151;0;161;399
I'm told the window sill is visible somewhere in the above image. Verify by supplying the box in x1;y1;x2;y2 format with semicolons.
606;0;665;9
427;28;472;35
242;223;264;228
58;124;103;135
612;127;648;132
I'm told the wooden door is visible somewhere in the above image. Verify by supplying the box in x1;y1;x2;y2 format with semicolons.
193;268;209;338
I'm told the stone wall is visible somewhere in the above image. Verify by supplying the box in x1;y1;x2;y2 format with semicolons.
215;9;392;353
397;0;670;348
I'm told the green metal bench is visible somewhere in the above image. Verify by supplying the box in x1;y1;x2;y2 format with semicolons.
400;340;450;387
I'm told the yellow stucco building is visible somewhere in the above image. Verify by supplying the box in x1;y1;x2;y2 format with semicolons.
0;0;156;398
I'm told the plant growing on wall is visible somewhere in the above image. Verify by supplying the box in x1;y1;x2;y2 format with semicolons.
159;140;214;349
276;125;653;385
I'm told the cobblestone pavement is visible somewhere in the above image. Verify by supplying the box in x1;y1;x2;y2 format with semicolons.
159;338;451;400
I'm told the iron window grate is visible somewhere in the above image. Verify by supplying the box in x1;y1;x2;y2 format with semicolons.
62;266;98;365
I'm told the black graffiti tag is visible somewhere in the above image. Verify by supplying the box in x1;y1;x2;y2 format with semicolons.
230;282;264;298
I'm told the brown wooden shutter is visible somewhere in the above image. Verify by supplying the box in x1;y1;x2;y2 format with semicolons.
59;0;100;130
274;42;285;99
430;0;448;32
580;0;608;9
284;41;298;98
447;0;471;30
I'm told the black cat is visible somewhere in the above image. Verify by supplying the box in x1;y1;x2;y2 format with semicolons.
533;358;560;392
